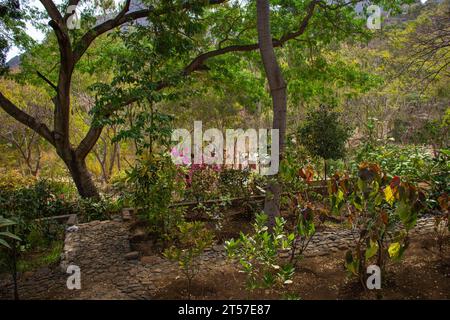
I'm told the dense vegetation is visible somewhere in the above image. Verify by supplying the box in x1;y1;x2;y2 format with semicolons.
0;0;448;300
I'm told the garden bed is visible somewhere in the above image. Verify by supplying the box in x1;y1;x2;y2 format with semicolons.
153;233;450;300
0;222;448;300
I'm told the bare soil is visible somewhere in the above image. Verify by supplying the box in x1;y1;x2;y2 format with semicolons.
152;233;450;300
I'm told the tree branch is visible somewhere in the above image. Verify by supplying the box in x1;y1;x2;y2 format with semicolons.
39;0;63;23
36;70;58;92
77;0;315;159
184;0;319;76
76;124;103;159
0;92;55;145
72;0;228;64
96;0;320;117
62;0;82;22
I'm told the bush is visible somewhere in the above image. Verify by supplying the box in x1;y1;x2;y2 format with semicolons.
225;213;296;293
125;154;186;242
353;144;433;182
186;164;220;202
164;221;214;298
218;168;251;198
0;169;36;190
426;149;450;209
74;197;117;222
284;196;324;264
329;163;426;287
0;179;74;221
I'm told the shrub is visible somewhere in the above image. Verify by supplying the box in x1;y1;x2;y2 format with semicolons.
164;221;214;298
125;154;186;242
194;195;231;231
426;149;450;210
353;144;433;182
0;179;74;222
187;164;220;202
74;197;116;222
329;163;425;287
225;213;295;293
284;196;324;264
218;168;262;216
0;169;35;190
218;168;251;198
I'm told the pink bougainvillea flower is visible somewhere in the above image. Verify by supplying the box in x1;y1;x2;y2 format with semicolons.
171;147;191;165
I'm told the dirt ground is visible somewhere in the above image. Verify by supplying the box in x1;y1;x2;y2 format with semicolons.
153;234;450;300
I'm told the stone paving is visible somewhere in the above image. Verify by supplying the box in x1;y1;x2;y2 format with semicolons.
0;215;437;299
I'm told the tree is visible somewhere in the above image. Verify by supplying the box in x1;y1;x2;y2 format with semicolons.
0;79;53;176
392;0;450;87
298;104;351;180
0;0;27;75
0;0;413;198
256;0;288;228
0;0;229;198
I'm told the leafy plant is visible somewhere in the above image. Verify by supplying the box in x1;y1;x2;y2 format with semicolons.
194;195;231;231
116;105;186;243
126;154;186;242
426;149;450;210
329;163;425;287
187;164;220;202
218;168;251;198
285;196;324;264
354;144;434;182
225;213;295;293
74;196;116;222
0;216;20;249
0;179;74;221
164;221;214;299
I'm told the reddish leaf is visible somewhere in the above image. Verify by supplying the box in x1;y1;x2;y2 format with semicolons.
438;194;449;211
390;176;401;189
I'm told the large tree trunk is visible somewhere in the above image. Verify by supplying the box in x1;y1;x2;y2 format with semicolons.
64;153;99;199
257;0;287;227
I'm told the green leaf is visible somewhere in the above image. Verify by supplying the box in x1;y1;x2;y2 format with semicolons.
0;238;11;249
365;240;378;260
0;232;21;241
396;201;417;230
